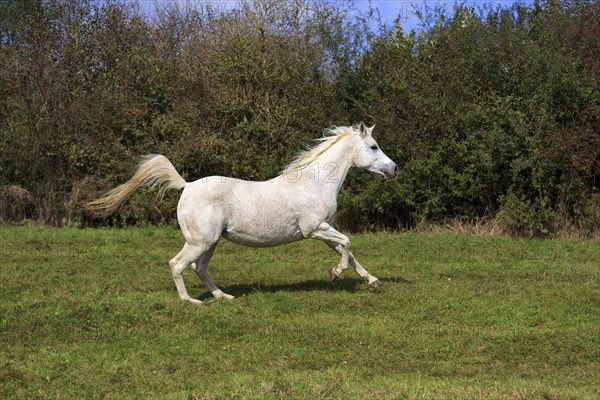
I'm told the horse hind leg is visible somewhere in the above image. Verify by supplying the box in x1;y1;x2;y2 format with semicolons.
169;243;207;304
192;243;234;300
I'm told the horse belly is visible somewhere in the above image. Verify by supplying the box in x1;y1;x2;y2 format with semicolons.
222;220;304;247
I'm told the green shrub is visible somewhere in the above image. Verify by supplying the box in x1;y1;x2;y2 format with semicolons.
0;0;597;237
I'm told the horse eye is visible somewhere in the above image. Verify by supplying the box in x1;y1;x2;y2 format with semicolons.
370;145;378;151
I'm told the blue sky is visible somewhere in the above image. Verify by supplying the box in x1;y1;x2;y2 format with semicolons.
140;1;533;32
355;0;419;30
356;0;534;31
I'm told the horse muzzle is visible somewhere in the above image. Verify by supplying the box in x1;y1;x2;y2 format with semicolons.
383;163;398;180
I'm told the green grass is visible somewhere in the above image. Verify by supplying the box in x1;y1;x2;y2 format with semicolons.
1;227;598;399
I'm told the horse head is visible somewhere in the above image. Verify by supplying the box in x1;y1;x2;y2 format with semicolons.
351;123;398;179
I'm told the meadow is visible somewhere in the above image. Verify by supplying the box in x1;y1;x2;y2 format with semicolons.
0;227;598;399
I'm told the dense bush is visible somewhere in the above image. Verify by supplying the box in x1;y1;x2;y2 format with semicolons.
340;0;599;236
0;0;598;237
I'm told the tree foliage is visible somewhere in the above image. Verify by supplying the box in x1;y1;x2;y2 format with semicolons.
0;0;598;236
341;0;599;236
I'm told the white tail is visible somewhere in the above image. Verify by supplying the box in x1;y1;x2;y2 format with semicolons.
86;155;186;217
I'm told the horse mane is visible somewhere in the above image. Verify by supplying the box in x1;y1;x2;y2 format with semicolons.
283;126;357;175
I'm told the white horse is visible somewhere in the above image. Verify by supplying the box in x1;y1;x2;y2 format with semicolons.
87;124;398;304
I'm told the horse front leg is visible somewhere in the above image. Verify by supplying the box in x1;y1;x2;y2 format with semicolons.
308;222;351;277
324;241;383;288
308;222;381;288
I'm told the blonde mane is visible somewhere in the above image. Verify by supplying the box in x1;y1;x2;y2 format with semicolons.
283;126;357;175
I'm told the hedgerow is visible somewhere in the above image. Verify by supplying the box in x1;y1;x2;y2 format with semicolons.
0;0;598;237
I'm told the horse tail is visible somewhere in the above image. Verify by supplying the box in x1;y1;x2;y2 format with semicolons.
86;155;187;217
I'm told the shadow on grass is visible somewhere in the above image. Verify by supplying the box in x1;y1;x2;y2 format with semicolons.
194;276;410;300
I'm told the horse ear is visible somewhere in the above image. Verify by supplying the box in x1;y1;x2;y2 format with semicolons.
359;123;367;137
368;124;375;135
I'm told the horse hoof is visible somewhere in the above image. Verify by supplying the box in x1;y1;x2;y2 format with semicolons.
329;268;339;282
213;290;235;300
369;280;383;289
187;298;203;305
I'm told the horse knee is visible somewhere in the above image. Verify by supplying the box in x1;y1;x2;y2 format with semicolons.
337;236;350;250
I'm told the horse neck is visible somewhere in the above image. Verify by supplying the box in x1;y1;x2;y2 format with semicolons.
298;136;355;196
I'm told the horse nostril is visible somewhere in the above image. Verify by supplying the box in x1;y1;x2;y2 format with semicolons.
394;165;398;174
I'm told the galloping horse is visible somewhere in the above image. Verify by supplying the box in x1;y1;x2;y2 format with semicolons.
87;124;398;304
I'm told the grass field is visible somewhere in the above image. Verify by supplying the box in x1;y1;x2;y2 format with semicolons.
1;227;598;399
